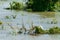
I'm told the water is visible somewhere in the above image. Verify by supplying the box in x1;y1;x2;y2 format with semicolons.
0;0;60;40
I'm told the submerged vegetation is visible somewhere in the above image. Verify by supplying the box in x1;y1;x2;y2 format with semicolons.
5;16;10;19
39;12;55;18
12;15;17;19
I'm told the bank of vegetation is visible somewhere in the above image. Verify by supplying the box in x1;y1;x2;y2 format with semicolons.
26;0;60;12
5;0;60;12
16;26;60;35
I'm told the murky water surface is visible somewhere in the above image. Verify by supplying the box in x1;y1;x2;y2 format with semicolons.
0;0;60;40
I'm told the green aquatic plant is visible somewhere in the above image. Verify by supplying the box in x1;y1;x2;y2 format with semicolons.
28;26;46;35
0;21;4;30
18;30;22;34
29;26;60;35
34;26;45;34
9;1;23;10
12;15;17;19
0;21;2;25
5;16;10;19
5;1;24;10
49;27;60;34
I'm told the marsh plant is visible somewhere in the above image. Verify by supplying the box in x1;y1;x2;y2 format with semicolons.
34;26;45;34
5;1;24;10
28;26;45;35
9;1;23;10
5;16;10;19
0;21;4;30
12;15;17;19
28;26;60;35
0;21;2;25
49;27;60;34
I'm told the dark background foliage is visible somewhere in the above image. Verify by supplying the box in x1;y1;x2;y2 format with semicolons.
26;0;59;11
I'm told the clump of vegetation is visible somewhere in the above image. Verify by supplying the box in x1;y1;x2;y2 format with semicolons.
18;31;22;34
5;1;23;10
34;26;60;34
29;26;60;35
54;1;60;11
12;15;17;19
10;1;23;10
29;26;45;35
0;21;2;25
49;27;60;34
5;16;10;19
34;26;45;34
7;25;60;35
0;21;4;30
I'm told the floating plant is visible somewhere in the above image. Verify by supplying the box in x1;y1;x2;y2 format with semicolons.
0;21;4;30
0;21;2;25
12;15;17;19
5;16;10;19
